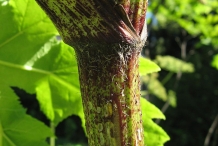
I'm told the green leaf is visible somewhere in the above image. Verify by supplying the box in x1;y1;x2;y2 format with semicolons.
0;0;84;127
139;57;161;75
0;0;58;65
0;38;84;126
143;74;168;101
141;98;170;146
168;90;177;108
0;85;52;146
211;54;218;70
141;97;165;120
155;0;218;47
143;75;177;107
143;119;170;146
0;0;56;93
33;42;84;125
155;55;195;73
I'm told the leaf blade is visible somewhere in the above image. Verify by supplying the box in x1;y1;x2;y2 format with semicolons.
0;85;52;146
139;57;161;75
155;55;194;73
141;98;170;146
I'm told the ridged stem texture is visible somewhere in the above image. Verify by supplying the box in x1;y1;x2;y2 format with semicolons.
74;42;144;145
35;0;148;145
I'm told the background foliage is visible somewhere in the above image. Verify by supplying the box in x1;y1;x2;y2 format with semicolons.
143;0;218;146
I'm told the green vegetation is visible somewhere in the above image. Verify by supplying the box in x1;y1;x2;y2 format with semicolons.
145;0;218;146
0;0;168;146
1;0;217;145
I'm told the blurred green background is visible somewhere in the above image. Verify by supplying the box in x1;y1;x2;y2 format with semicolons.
14;0;218;145
142;0;218;146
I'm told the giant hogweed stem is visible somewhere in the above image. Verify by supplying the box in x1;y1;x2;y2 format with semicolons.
36;0;148;145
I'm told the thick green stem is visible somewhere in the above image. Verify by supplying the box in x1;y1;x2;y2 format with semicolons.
74;42;144;146
35;0;148;145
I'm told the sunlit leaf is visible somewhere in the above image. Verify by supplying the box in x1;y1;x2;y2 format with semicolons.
142;75;177;107
154;0;218;48
0;85;52;146
141;98;170;146
211;54;218;70
0;0;58;65
141;97;165;120
139;57;161;75
0;0;84;127
155;55;194;73
168;90;177;108
143;74;168;101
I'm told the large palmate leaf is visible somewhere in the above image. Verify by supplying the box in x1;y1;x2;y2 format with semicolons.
0;84;52;146
0;0;84;126
0;0;58;66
